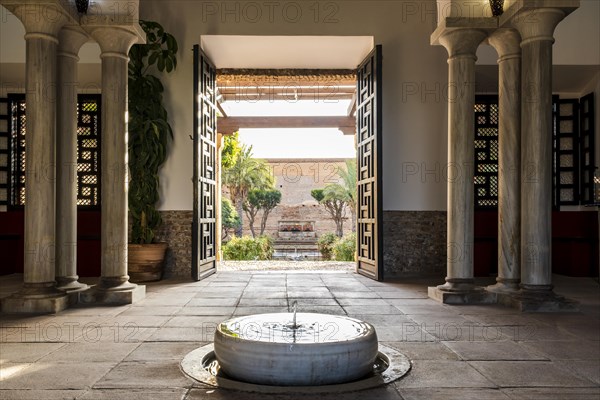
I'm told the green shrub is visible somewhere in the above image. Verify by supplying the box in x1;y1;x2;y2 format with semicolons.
222;235;274;260
333;233;356;261
317;233;338;260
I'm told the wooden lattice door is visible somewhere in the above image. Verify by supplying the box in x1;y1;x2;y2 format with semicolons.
356;45;383;281
192;45;217;281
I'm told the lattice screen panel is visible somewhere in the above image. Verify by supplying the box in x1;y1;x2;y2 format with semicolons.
554;99;580;206
8;94;101;207
474;96;499;209
76;95;101;207
10;95;27;206
0;98;9;206
579;93;595;204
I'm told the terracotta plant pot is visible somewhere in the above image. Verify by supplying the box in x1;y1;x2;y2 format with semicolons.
128;242;168;282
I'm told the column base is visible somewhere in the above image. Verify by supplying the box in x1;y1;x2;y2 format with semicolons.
428;283;496;305
56;276;89;293
79;277;145;305
486;279;521;293
1;283;70;314
496;287;579;312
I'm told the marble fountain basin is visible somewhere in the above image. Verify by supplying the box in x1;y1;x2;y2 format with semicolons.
213;312;379;386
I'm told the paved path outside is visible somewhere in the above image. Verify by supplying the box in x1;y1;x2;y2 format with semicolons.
0;272;599;399
218;260;354;272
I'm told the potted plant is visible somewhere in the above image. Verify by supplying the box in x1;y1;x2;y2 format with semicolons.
127;20;178;282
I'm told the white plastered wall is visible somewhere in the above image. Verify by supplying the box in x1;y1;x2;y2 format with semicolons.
0;0;598;211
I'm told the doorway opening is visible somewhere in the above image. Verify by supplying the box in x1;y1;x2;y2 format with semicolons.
192;36;383;281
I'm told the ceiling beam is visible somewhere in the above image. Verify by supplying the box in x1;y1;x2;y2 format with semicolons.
217;116;356;136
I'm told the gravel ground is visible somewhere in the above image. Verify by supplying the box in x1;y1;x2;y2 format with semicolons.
218;260;355;272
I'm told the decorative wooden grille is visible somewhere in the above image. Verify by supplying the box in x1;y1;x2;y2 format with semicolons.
192;45;217;281
473;95;499;209
0;98;9;206
553;99;580;206
76;95;101;207
579;93;595;204
6;94;101;208
356;45;383;281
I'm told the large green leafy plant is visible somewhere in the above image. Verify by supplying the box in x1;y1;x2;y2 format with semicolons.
128;20;178;244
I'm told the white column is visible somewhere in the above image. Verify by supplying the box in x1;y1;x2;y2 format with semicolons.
487;29;521;292
80;20;146;304
513;9;568;292
437;28;487;293
0;1;71;313
56;26;89;292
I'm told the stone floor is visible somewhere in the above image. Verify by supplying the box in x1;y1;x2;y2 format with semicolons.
0;272;599;400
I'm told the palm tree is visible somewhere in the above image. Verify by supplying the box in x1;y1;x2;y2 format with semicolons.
337;159;357;232
222;145;273;236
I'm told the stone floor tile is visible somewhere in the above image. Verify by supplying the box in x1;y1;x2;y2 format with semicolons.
79;388;188;400
286;291;333;299
399;388;510;400
175;307;235;316
191;291;243;298
186;298;239;307
558;360;600;384
118;306;182;316
469;361;596;387
336;298;391;306
520;340;600;360
0;389;86;399
378;291;428;299
347;314;414;327
342;305;402;315
395;304;461;315
292;306;346;314
287;298;339;306
376;326;437;342
147;327;213;342
384;342;460;360
237;298;288;307
386;298;441;306
330;291;380;299
0;362;116;389
37;342;139;363
240;291;286;299
444;341;548;361
394;360;496;388
185;386;403;400
501;387;600;400
98;315;171;328
124;342;205;361
93;360;192;389
56;305;130;317
0;342;66;363
233;307;288;315
73;326;157;343
163;316;226;328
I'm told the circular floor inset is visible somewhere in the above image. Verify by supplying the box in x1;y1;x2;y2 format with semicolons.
180;344;411;394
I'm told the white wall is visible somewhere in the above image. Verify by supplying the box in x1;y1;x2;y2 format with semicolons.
1;0;598;212
139;0;449;211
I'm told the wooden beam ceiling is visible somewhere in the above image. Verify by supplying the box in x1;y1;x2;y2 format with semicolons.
217;116;356;135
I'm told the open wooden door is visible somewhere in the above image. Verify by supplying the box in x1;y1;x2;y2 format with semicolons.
356;45;383;281
192;45;217;281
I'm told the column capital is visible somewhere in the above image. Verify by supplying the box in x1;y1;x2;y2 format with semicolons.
431;18;496;58
487;28;521;61
0;0;76;38
510;8;567;44
81;15;145;56
58;25;89;59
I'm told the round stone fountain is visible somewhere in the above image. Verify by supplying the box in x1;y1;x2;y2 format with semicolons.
214;312;378;386
181;304;411;393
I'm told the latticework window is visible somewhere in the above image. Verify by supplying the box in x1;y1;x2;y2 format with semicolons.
553;99;580;206
4;94;101;208
0;98;10;206
76;95;102;206
474;96;499;209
